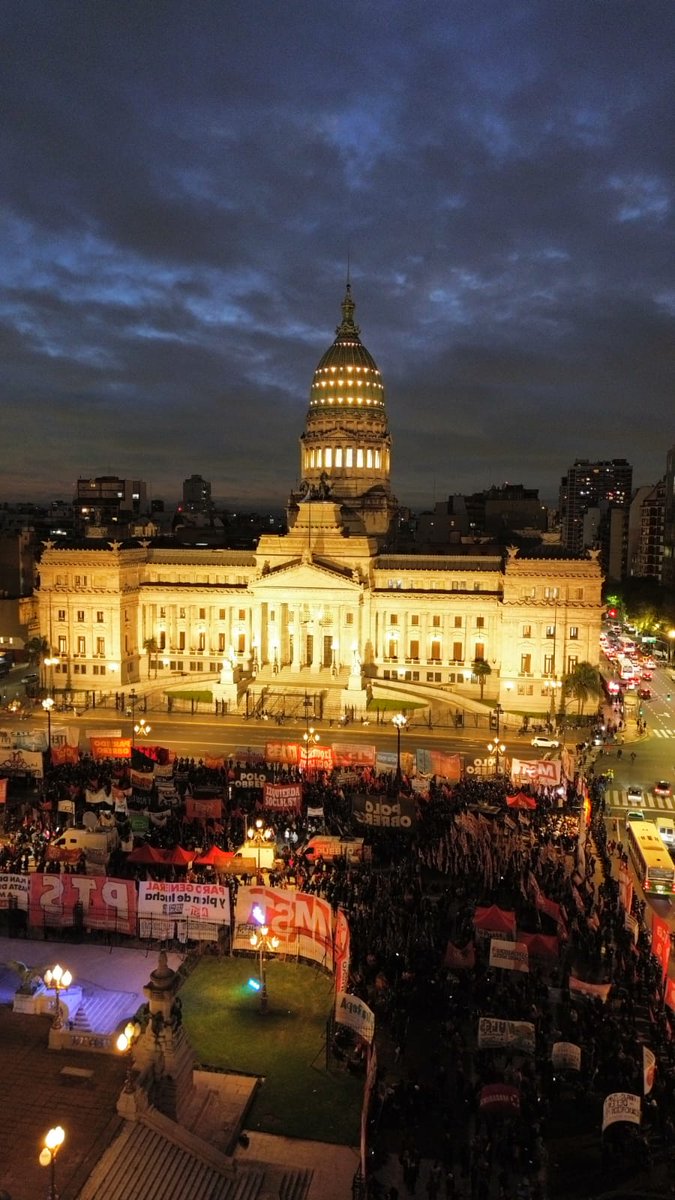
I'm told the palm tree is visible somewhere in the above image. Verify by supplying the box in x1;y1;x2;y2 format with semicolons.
143;636;159;679
562;661;604;717
25;635;50;689
472;659;492;701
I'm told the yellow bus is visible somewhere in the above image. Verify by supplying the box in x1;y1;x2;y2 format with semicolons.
626;820;675;896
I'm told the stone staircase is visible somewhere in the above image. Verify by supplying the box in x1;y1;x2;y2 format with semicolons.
71;986;139;1035
244;666;354;722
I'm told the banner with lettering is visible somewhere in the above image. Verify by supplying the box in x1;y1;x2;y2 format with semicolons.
50;743;80;766
510;757;561;787
643;1047;656;1095
335;992;375;1044
233;885;334;970
0;748;44;778
551;1042;582;1071
489;938;529;973
415;748;462;782
477;1017;535;1053
333;908;351;993
231;767;274;790
263;741;299;765
352;794;416;830
0;872;29;911
479;1084;521;1114
263;783;302;812
651;913;671;981
89;737;132;760
28;875;137;935
185;796;223;821
331;743;377;768
569;976;612;1002
602;1092;641;1132
139;881;230;925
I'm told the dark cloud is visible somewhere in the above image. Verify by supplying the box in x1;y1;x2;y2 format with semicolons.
1;0;674;507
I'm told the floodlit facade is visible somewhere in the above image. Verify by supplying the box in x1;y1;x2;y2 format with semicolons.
35;287;603;717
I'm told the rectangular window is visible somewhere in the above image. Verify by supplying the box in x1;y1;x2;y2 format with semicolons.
476;616;485;629
58;636;66;654
96;637;105;656
567;655;578;673
544;587;559;599
409;640;420;660
346;612;354;625
474;642;485;661
375;450;381;468
546;625;556;638
238;609;246;620
345;448;353;467
356;448;364;468
198;632;206;651
390;614;398;625
543;654;554;675
199;608;206;620
76;610;85;622
520;653;531;674
160;607;166;619
316;448;323;468
159;631;166;650
96;611;104;623
218;633;226;652
57;609;66;621
178;632;185;651
411;615;419;626
335;448;343;467
237;632;246;654
432;615;441;628
366;448;373;468
324;448;332;468
569;626;579;640
454;616;462;628
219;609;226;621
522;625;531;638
77;636;86;655
179;608;186;619
453;641;463;661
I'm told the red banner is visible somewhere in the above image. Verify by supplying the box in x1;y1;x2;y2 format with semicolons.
0;778;6;805
263;783;302;811
233;885;334;968
479;1083;521;1114
330;743;377;768
652;913;671;981
265;741;300;765
665;978;675;1012
334;908;351;992
49;744;80;766
90;737;132;760
185;796;222;821
28;874;137;935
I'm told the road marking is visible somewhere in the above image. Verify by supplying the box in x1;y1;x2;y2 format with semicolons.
607;789;674;812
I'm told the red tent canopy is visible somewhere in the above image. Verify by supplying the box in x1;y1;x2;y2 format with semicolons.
193;846;234;868
473;905;516;937
126;844;166;864
518;932;559;960
163;846;194;866
507;792;537;810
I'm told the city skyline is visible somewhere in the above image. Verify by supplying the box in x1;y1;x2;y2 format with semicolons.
2;1;674;507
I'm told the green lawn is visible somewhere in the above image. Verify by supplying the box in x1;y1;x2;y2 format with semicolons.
180;957;362;1144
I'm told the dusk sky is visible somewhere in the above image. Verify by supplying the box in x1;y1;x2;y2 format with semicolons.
2;1;674;510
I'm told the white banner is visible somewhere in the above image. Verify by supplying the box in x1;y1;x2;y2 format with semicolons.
489;938;529;973
0;747;44;778
602;1092;641;1131
551;1041;582;1071
511;757;561;787
138;881;230;924
0;872;29;911
335;992;375;1044
478;1017;535;1053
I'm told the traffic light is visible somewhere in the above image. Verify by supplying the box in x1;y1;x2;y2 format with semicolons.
489;711;498;730
607;607;618;619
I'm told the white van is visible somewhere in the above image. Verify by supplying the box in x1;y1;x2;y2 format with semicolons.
233;842;280;870
52;827;119;864
657;817;675;847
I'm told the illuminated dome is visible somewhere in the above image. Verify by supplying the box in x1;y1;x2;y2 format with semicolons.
309;284;386;412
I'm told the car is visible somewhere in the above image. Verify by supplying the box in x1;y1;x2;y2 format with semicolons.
627;785;644;806
21;671;39;683
655;781;672;798
626;811;646;823
531;735;560;749
638;688;651;700
641;671;653;681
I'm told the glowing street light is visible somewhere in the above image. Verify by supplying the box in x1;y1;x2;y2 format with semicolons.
133;717;151;747
303;725;320;776
42;695;55;763
487;739;506;776
39;1125;65;1200
116;1020;142;1092
43;963;72;1029
249;905;279;1013
246;817;273;878
392;712;408;783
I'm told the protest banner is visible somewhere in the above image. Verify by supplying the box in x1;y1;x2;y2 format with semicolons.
89;737;132;760
333;908;351;993
477;1017;535;1053
28;875;137;935
551;1042;582;1071
185;796;223;821
0;778;6;804
489;938;529;973
479;1084;521;1114
233;885;334;969
602;1092;641;1132
415;748;462;782
0;748;44;778
651;913;671;981
445;941;476;970
139;881;230;925
335;992;375;1044
331;743;377;768
0;872;29;911
352;794;416;829
510;757;561;787
569;976;612;1002
263;783;302;812
50;743;80;766
643;1047;656;1095
666;978;675;1013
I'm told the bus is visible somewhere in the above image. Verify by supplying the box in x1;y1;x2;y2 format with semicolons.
625;820;675;897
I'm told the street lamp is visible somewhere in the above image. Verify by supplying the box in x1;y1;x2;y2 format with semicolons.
116;1020;142;1092
669;629;675;663
544;678;562;728
44;655;60;697
246;817;273;878
133;717;151;748
249;904;279;1014
303;725;320;776
487;739;506;776
42;696;55;763
43;963;72;1029
331;637;339;676
39;1125;65;1200
392;712;408;783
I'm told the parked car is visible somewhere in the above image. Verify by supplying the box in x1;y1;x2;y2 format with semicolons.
654;780;672;798
531;735;560;749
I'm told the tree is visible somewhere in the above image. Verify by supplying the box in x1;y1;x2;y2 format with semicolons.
472;659;492;701
25;635;50;689
562;661;604;717
143;636;159;680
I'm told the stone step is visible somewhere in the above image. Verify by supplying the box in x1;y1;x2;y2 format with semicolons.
73;988;138;1035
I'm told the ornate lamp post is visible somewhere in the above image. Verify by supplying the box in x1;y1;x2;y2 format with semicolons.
133;716;151;748
487;739;506;776
43;964;72;1029
246;817;273;878
392;712;408;783
116;1019;142;1091
249;904;279;1014
42;696;55;764
303;725;320;776
39;1125;65;1200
